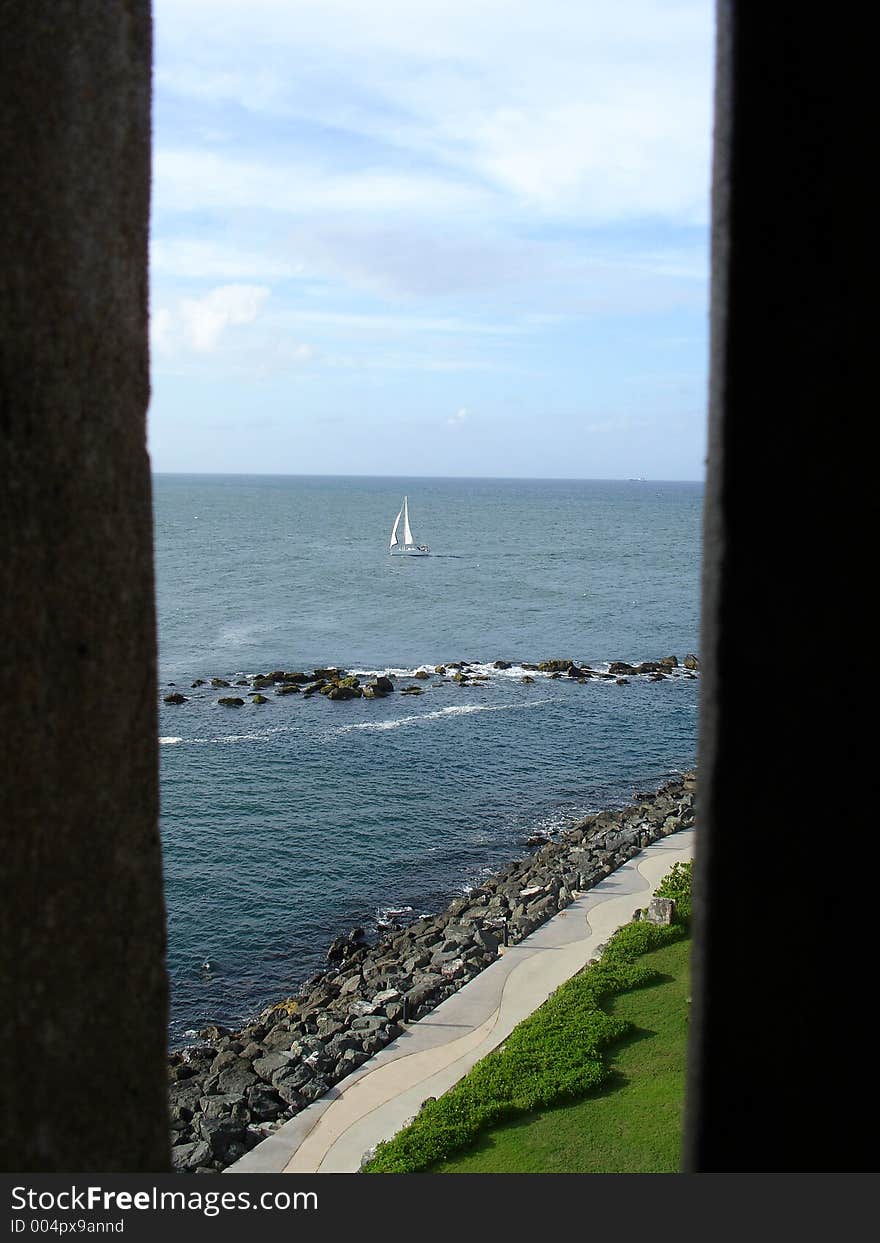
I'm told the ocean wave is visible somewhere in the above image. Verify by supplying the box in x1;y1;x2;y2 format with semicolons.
329;697;561;735
159;736;184;746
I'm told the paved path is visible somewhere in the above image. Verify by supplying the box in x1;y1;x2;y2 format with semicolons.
226;826;695;1175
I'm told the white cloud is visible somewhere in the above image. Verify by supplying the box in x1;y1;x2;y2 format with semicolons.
447;406;470;428
179;284;270;352
153;0;712;226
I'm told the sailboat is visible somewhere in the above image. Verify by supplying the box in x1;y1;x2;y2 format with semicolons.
389;496;430;556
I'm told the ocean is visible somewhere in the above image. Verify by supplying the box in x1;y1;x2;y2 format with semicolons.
154;474;703;1043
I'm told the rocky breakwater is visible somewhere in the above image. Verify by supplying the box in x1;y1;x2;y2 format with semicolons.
168;771;696;1173
161;654;699;706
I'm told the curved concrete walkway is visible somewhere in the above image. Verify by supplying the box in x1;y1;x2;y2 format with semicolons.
226;826;695;1175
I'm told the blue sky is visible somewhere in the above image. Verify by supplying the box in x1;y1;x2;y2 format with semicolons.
149;0;714;480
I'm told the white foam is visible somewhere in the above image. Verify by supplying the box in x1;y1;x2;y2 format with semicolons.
159;736;183;746
330;697;561;735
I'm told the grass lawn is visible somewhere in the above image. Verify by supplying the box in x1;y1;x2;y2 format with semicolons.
429;934;691;1173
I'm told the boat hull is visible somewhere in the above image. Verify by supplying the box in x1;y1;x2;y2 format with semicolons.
390;548;430;556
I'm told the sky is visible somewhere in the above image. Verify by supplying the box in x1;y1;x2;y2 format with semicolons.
149;0;714;480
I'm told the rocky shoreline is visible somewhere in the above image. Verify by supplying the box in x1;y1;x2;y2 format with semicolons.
168;769;697;1173
162;653;699;707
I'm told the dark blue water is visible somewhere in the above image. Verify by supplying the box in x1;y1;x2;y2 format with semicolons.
154;475;703;1041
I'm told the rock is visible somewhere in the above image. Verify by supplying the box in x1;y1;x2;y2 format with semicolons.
616;678;629;685
198;1093;246;1121
163;692;187;704
646;896;676;925
198;1116;247;1156
658;655;678;668
537;659;573;672
434;665;446;674
246;1084;284;1121
521;675;535;684
609;661;637;675
217;697;245;707
250;694;269;704
405;974;444;1011
313;667;341;680
566;664;586;678
414;669;430;679
400;686;424;695
271;1062;315;1094
493;660;511;669
327;686;359;700
191;679;205;687
253;1050;296;1081
171;1140;212;1172
276;683;301;695
649;673;667;681
684;653;699;669
216;1062;258;1096
211;678;231;688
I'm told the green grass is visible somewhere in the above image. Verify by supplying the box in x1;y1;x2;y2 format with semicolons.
363;861;693;1174
430;934;690;1172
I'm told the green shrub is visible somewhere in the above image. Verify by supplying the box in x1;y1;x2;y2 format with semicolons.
655;859;693;922
363;860;692;1173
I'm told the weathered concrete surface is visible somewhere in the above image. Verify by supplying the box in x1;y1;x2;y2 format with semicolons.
0;2;168;1170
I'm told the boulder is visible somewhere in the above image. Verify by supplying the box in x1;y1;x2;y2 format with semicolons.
521;675;535;684
276;683;301;695
683;653;699;669
217;697;245;707
191;679;205;687
210;678;231;688
216;1062;258;1096
493;660;511;669
245;1084;284;1121
414;669;430;679
646;896;676;925
250;694;269;704
171;1140;212;1172
198;1115;247;1157
658;655;678;668
400;686;424;695
163;692;187;704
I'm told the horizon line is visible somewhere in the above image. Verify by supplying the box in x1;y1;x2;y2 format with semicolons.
151;470;706;485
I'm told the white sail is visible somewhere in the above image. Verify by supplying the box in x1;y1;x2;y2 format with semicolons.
402;496;414;546
389;505;402;548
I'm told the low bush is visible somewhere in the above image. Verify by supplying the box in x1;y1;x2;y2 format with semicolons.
363;862;691;1173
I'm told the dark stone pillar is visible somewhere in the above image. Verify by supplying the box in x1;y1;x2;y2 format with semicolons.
685;6;863;1169
0;2;168;1170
